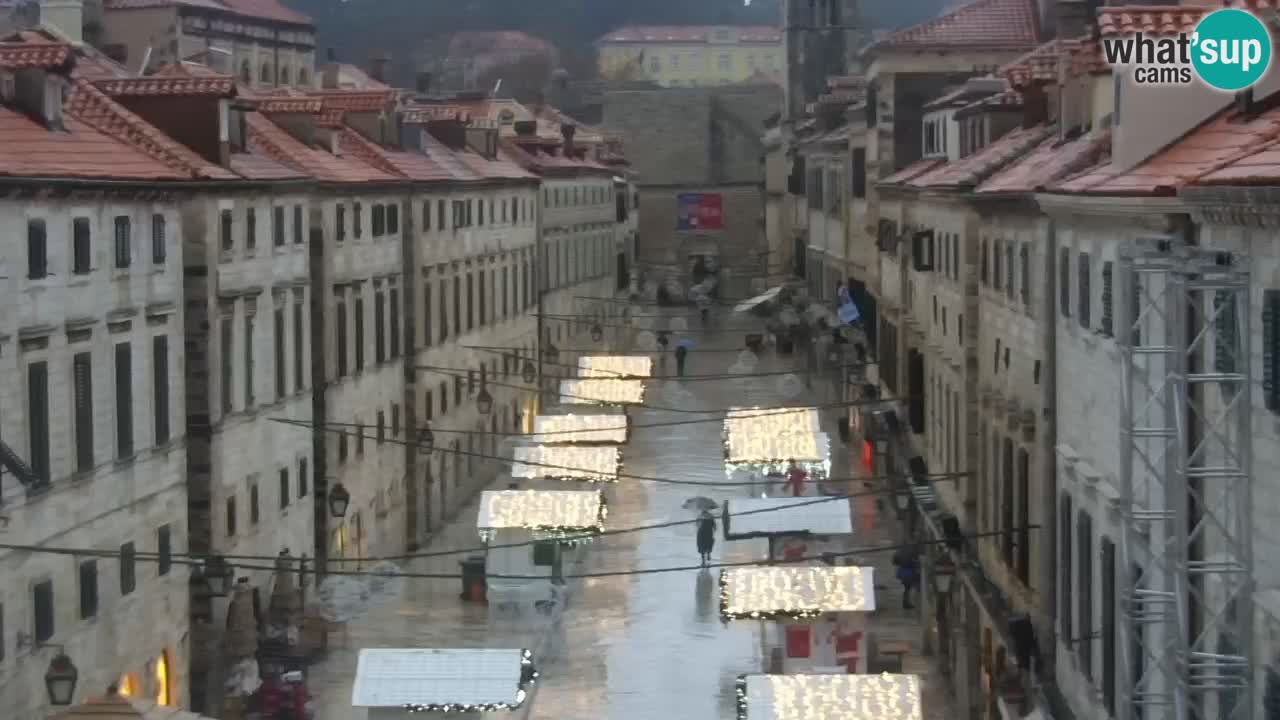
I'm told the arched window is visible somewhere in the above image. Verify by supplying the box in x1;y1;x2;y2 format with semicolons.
154;651;171;706
240;60;250;83
260;62;272;84
298;67;310;87
278;65;290;85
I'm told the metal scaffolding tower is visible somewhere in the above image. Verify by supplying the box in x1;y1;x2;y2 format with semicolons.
1118;238;1255;720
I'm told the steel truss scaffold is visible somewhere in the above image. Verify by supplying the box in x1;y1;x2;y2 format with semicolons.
1118;238;1254;720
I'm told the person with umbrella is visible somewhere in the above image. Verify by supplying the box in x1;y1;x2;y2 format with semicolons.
893;544;920;610
696;509;717;566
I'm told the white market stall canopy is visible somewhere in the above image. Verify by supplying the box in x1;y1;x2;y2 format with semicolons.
723;497;853;540
477;489;607;539
351;648;535;713
560;378;646;405
511;444;621;482
532;413;629;444
578;355;653;378
724;407;827;464
736;672;923;720
720;565;876;620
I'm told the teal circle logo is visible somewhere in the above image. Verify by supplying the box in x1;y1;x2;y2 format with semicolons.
1192;9;1272;91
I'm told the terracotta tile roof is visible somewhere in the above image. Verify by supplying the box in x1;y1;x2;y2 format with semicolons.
336;127;456;182
976;129;1111;194
1049;102;1280;195
0;104;188;181
1002;39;1062;87
65;78;235;179
599;25;780;44
94;75;235;97
955;87;1024;116
315;107;345;128
229;147;308;180
1195;136;1280;184
256;97;324;114
1096;1;1279;39
315;90;398;113
871;0;1040;52
458;147;538;181
69;46;135;80
879;157;947;186
103;0;312;26
911;124;1054;189
0;34;71;69
500;138;611;176
420;133;482;182
244;111;399;183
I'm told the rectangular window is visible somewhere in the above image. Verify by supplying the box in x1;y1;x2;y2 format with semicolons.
33;580;53;643
425;390;434;421
293;205;304;244
453;276;461;336
1078;253;1092;328
354;202;364;238
422;200;430;230
375;289;386;364
502;268;509;319
1264;290;1280;412
275;308;286;400
377;410;386;444
157;524;171;575
390;287;400;358
440;381;448;414
298;458;308;498
1061;495;1073;642
851;148;866;198
387;203;399;235
355;297;365;371
114;215;131;268
1102;537;1118;715
1059;247;1071;318
79;560;98;618
153;336;170;446
120;542;136;594
244;314;255;407
337;203;346;243
479;271;487;327
279;468;290;509
293;301;304;392
372;204;385;237
115;342;133;458
336;299;349;378
250;481;260;525
273;206;285;246
454;376;462;406
391;403;400;437
246;207;257;251
423;281;433;348
1020;244;1030;305
73;352;93;472
151;213;166;264
993;240;1003;290
466;273;474;331
439;278;449;343
1101;261;1114;336
1006;242;1015;300
338;429;348;462
1016;449;1030;585
1078;510;1094;679
26;361;50;483
1001;437;1014;568
221;316;234;412
437;199;446;231
225;496;237;536
28;219;48;278
73;217;91;274
220;209;233;253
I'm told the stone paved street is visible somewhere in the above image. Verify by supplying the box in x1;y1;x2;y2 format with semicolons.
307;313;954;719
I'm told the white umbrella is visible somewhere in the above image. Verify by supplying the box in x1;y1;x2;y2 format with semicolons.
733;286;782;314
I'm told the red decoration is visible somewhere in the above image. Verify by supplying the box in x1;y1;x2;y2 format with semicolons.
785;626;812;658
862;441;874;471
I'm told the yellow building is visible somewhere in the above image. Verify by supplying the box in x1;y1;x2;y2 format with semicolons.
596;25;782;87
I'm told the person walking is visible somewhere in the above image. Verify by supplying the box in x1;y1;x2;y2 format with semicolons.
696;510;717;566
674;343;689;377
784;459;808;497
893;545;920;610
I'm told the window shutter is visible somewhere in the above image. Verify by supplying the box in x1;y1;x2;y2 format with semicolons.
151;214;166;264
78;559;100;617
221;316;234;411
73;352;94;472
293;301;304;392
27;219;47;279
1078;253;1091;328
388;203;399;234
355;297;365;370
275;308;286;400
1214;290;1238;374
1060;248;1071;318
1102;538;1117;715
28;361;49;482
244;313;255;406
114;216;131;268
1101;261;1114;336
220;209;233;252
908;349;925;433
1264;290;1280;412
1006;242;1015;301
375;290;386;363
1061;496;1073;642
73;218;91;274
153;336;170;445
115;342;133;457
33;580;54;642
1077;511;1094;678
981;239;989;284
120;541;137;593
273;206;285;246
293;205;304;244
993;240;1003;290
1020;245;1030;305
246;207;257;250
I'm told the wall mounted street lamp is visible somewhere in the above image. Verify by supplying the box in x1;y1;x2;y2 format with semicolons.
328;483;351;518
44;650;78;705
522;359;537;384
933;554;957;595
418;424;435;455
477;366;493;415
203;555;234;596
591;323;603;342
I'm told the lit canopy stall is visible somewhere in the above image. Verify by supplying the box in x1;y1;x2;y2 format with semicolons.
722;497;854;563
531;413;629;445
723;407;831;495
721;565;876;675
577;355;653;378
511;445;622;483
350;648;538;719
477;489;607;600
559;378;646;406
735;672;923;720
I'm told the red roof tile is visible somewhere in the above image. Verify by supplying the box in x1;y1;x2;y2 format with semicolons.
95;75;235;97
0;105;188;181
256;97;323;114
1195;135;1280;185
1002;39;1063;87
1049;103;1280;195
872;0;1040;52
910;124;1053;188
599;25;780;44
1096;1;1278;39
229;148;308;180
315;90;398;113
976;130;1111;194
244;111;398;183
0;35;71;69
337;128;454;182
103;0;311;25
880;158;947;186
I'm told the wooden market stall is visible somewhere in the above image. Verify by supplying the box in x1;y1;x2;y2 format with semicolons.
350;648;537;720
735;672;923;720
477;489;607;605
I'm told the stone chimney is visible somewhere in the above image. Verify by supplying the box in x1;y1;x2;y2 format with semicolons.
560;122;576;159
40;0;83;43
321;48;339;90
370;52;390;84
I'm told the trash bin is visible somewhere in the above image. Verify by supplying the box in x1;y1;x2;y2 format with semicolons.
459;556;487;603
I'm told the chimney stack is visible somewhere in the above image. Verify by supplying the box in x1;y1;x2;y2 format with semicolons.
370;53;391;84
415;70;432;95
322;48;339;89
560;123;576;158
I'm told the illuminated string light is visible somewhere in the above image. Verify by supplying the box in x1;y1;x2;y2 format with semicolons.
511;445;621;482
560;378;646;405
719;565;876;621
578;355;653;378
532;414;629;444
736;672;924;720
477;489;608;542
723;407;829;465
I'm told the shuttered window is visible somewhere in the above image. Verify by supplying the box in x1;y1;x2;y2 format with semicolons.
1078;252;1091;328
115;343;133;458
1020;244;1030;306
33;580;54;643
387;203;399;235
355;297;365;371
157;524;171;575
437;199;446;231
28;361;49;482
114;216;131;268
73;353;93;472
466;273;475;330
27;219;47;279
423;281;433;348
479;271;487;327
1215;290;1239;374
372;204;385;237
1101;261;1114;336
221;317;234;412
293;301;304;392
337;299;349;378
72;218;91;274
153;336;169;446
220;209;233;252
246;207;257;251
1102;537;1118;715
298;458;308;499
377;410;386;444
336;203;346;243
1001;437;1014;567
1265;290;1280;412
79;560;98;618
279;468;290;509
390;287;401;358
293;205;304;244
375;289;386;364
151;214;166;264
275;308;286;400
1006;242;1015;301
354;202;363;238
1078;510;1094;679
273;206;285;246
1060;247;1071;318
1061;495;1073;643
244;314;255;407
120;541;136;594
250;481;260;525
980;239;989;285
225;495;237;536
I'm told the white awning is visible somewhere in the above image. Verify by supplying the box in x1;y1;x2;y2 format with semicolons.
738;673;923;720
724;497;852;539
733;286;782;313
351;648;530;710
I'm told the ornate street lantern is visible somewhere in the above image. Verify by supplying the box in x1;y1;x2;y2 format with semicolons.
934;554;957;595
477;388;494;415
204;555;234;596
328;483;351;518
418;424;435;455
522;360;536;384
591;323;603;342
45;651;78;705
